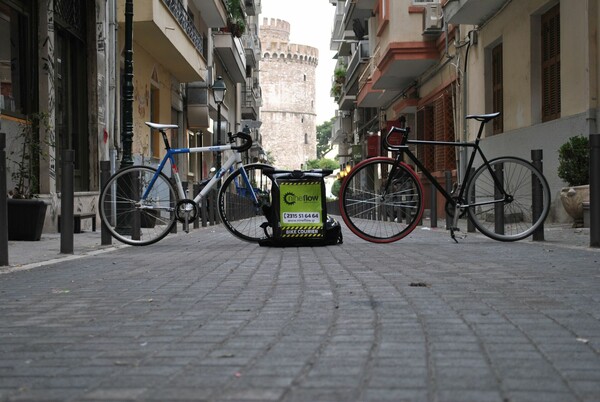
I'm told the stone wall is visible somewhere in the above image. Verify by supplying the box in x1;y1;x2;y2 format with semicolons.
259;18;318;170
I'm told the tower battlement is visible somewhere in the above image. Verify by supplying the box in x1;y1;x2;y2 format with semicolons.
260;18;319;66
260;18;291;42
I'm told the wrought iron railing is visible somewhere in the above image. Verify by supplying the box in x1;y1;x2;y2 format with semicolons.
161;0;205;57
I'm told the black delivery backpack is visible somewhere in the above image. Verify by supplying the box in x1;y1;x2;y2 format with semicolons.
259;169;343;247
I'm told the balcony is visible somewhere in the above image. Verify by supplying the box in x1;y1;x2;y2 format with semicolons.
242;25;260;68
242;78;261;120
213;32;247;83
190;0;227;27
342;0;377;31
371;41;439;91
330;113;352;146
356;52;400;108
345;41;370;92
119;0;207;82
244;0;261;16
444;0;511;25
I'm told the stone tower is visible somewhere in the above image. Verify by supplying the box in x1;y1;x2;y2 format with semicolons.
259;18;318;169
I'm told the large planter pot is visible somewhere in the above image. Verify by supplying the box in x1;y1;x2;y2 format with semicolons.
560;184;590;225
7;199;48;241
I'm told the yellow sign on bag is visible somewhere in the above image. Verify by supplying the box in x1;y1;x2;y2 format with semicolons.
279;181;324;238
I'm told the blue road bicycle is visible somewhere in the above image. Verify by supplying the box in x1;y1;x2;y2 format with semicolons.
99;122;273;246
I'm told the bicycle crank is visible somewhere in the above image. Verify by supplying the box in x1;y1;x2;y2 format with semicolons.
175;199;199;226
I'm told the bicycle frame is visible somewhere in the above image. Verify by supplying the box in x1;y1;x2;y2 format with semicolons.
143;131;258;207
385;121;508;211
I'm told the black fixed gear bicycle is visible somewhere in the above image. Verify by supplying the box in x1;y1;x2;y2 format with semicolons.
339;113;550;243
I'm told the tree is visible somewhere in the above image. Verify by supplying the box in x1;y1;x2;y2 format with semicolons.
305;158;338;170
316;118;335;159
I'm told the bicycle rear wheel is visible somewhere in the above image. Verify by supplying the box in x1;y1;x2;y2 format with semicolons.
218;163;274;242
99;166;178;246
339;158;424;243
466;157;550;241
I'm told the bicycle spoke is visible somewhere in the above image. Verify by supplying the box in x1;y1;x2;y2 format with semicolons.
99;166;177;246
467;157;550;241
340;158;423;243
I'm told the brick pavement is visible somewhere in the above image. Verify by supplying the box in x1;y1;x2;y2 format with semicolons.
0;223;599;402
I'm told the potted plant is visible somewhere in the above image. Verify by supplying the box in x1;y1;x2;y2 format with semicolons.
225;0;246;38
557;135;589;226
334;63;347;84
6;113;52;240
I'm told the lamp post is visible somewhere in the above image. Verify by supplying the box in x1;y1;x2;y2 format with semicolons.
120;0;134;169
115;0;135;236
212;76;226;170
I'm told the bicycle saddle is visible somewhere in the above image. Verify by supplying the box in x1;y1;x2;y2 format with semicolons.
145;122;179;130
465;112;500;122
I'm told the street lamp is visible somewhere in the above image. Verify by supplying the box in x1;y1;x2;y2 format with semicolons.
212;76;226;170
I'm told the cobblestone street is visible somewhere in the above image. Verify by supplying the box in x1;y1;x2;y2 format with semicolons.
1;223;599;401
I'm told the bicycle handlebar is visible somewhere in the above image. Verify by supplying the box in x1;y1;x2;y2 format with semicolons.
229;132;253;152
263;168;333;179
383;126;410;151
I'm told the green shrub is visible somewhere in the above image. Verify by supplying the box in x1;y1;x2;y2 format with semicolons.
331;179;342;198
557;135;589;186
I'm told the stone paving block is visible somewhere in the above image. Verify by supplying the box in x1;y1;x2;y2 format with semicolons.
1;224;599;400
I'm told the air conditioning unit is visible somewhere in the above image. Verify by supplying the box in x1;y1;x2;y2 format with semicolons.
357;40;370;61
423;3;443;35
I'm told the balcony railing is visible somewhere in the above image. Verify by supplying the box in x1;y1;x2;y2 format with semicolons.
243;78;262;108
346;40;369;82
162;0;205;57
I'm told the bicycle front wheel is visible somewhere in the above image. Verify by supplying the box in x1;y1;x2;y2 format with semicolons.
466;157;550;241
339;158;424;243
218;163;274;242
99;166;178;246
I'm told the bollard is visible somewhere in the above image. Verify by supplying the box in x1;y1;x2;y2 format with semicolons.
0;133;8;265
591;134;600;247
100;161;112;245
60;150;75;254
430;181;437;228
201;195;208;227
531;150;545;241
494;163;505;235
467;168;476;233
210;191;218;225
444;171;452;230
170;177;177;234
193;183;200;229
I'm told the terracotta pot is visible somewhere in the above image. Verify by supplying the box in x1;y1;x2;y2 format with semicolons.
560;184;590;223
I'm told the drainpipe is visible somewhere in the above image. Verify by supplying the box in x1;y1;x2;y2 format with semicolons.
108;0;118;169
460;31;473;180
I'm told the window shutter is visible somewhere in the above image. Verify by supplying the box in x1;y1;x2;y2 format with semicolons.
417;89;455;174
542;4;560;122
417;106;434;172
433;92;455;172
492;43;504;134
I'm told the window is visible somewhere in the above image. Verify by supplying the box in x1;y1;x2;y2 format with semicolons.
416;90;455;173
492;43;503;134
54;0;89;191
0;1;34;116
541;4;560;122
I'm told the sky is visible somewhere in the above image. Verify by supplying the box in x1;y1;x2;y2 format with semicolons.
259;0;338;124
